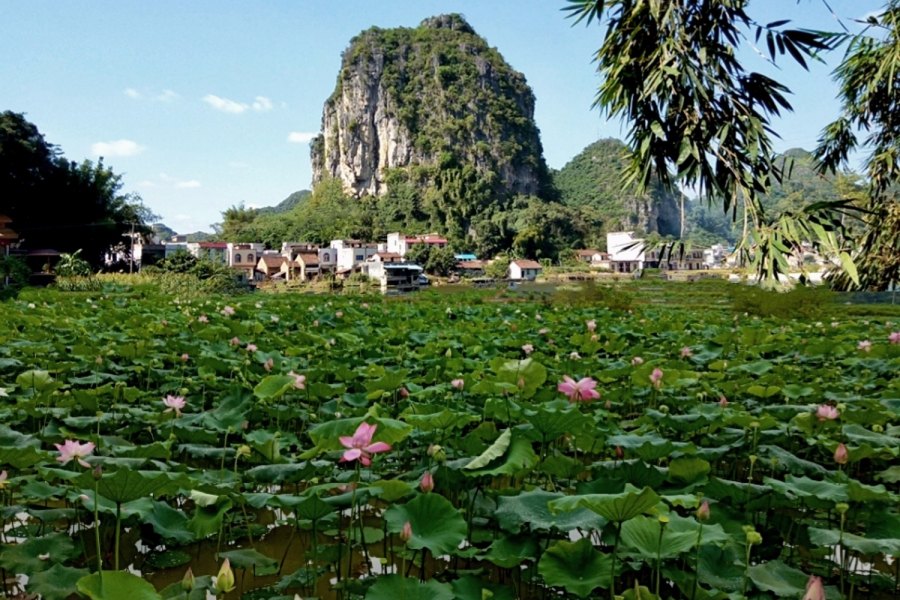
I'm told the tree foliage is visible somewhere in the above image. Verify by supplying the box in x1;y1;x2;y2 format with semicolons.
0;111;153;267
563;0;860;285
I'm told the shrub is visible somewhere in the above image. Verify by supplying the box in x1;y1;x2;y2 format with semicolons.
729;284;833;319
54;276;104;292
0;255;30;299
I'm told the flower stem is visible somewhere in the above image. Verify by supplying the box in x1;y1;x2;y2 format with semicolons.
610;521;622;600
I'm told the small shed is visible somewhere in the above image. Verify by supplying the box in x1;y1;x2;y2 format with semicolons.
509;259;543;281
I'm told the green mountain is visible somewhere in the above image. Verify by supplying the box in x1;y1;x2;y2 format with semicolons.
552;138;681;239
256;190;311;216
310;14;554;244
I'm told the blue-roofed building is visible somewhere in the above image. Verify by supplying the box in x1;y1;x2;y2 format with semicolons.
455;253;477;261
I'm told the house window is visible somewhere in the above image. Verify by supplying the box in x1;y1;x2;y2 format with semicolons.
247;253;254;263
323;253;330;262
356;254;364;261
235;253;242;263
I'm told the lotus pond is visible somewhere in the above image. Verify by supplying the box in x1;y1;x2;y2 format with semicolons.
0;286;899;600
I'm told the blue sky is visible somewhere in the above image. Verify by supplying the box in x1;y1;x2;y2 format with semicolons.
0;0;884;233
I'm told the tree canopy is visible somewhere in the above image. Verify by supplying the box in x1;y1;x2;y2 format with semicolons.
1;111;153;267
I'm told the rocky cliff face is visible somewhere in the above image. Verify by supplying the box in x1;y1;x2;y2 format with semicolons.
310;14;551;200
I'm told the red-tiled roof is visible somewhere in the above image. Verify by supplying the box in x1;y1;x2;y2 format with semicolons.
200;242;228;249
258;256;287;268
512;259;542;269
456;260;484;269
373;252;401;259
576;249;600;256
295;252;319;265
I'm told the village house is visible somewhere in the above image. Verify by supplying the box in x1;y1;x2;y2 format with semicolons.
0;214;19;258
367;252;403;264
608;232;707;273
294;252;320;282
187;241;228;263
227;243;265;282
366;260;425;292
509;259;543;281
575;249;612;269
386;232;449;258
331;239;379;272
257;255;290;280
455;260;485;277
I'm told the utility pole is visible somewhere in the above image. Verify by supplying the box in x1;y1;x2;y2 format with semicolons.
680;191;685;239
129;222;135;274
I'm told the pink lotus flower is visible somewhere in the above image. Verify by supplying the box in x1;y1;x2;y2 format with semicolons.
834;443;848;465
0;470;7;489
451;379;464;390
339;422;392;466
264;357;274;372
681;346;693;358
569;352;581;360
858;340;872;352
161;320;168;327
55;440;95;468
889;331;900;345
230;337;240;346
163;395;185;416
522;344;534;355
631;356;643;365
222;306;235;316
361;302;369;309
181;353;189;362
335;311;343;318
420;472;434;493
816;405;839;422
399;387;409;398
558;376;601;403
803;575;825;600
246;344;258;352
539;328;548;335
719;396;728;408
400;520;413;542
198;315;209;323
590;334;599;342
288;371;306;390
649;368;663;389
587;320;596;332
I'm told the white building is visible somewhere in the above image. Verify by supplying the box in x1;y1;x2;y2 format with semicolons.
227;243;265;281
386;232;449;258
509;259;543;281
330;240;378;272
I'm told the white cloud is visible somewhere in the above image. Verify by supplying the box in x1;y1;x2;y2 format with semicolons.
156;89;179;102
176;180;201;189
288;131;318;143
124;88;141;99
91;139;145;157
174;214;192;222
252;96;273;111
204;94;249;114
137;180;156;188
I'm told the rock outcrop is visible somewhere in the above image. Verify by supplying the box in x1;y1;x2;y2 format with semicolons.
310;14;551;200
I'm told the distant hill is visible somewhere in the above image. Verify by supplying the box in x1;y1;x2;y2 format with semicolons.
256;190;311;216
148;223;211;243
552;138;680;237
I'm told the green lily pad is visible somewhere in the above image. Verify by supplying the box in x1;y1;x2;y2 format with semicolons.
76;571;163;600
450;575;516;600
495;488;607;533
538;537;613;598
26;564;90;600
747;559;810;598
549;485;660;523
145;551;192;569
620;515;699;559
384;492;466;556
365;574;453;600
0;533;76;577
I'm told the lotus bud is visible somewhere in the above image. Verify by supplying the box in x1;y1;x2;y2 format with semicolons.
445;348;452;358
420;472;434;493
719;396;728;407
92;464;103;480
615;446;623;459
659;404;669;414
804;575;825;600
605;399;611;409
400;387;409;398
182;567;195;591
834;443;848;465
696;501;710;521
215;558;235;594
517;378;525;389
400;520;413;543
